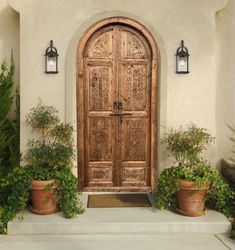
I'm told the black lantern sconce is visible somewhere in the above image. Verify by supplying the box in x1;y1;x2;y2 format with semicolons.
45;40;59;74
176;40;189;74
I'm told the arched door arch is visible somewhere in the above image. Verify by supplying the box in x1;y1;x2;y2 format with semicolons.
77;17;158;192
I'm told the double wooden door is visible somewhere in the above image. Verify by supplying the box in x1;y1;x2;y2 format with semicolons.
82;23;153;191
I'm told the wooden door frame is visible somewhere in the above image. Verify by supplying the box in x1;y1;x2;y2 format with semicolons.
77;17;158;192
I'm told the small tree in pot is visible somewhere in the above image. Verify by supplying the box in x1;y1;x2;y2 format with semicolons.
156;124;234;217
25;102;84;217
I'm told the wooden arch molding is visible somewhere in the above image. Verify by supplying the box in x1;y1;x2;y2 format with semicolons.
77;16;158;191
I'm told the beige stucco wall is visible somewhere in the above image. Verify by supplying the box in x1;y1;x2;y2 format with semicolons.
0;0;19;99
7;0;230;173
216;0;235;162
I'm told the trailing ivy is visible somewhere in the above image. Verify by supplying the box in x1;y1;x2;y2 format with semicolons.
156;164;234;217
0;167;31;234
55;168;85;218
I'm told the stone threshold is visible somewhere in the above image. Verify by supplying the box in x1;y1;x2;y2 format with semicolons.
8;193;231;235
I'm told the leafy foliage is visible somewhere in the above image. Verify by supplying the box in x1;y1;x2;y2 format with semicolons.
25;103;75;171
25;103;84;218
156;124;235;217
55;168;85;218
26;102;59;133
0;167;32;234
161;124;215;169
0;57;21;234
0;58;20;172
0;60;14;121
156;164;234;217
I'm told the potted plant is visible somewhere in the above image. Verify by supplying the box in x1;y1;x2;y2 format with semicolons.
156;124;234;217
223;125;235;238
221;125;235;188
25;102;84;217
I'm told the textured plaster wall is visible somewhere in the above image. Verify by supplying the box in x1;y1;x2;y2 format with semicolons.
0;0;19;100
7;0;228;172
216;0;235;161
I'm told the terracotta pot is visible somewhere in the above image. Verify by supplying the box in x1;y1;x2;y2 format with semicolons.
31;179;57;215
176;179;209;217
229;217;235;239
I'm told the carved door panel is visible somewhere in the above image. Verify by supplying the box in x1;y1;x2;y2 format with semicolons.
118;26;151;188
83;24;152;191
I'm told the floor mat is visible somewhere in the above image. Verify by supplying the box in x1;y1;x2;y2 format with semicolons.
87;193;151;208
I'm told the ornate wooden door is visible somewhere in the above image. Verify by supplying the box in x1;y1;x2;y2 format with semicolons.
80;22;155;192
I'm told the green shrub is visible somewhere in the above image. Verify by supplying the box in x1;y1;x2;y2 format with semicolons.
156;124;234;217
0;57;20;173
25;102;84;218
0;57;21;234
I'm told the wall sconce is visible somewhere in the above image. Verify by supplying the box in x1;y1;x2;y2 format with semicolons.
176;40;189;74
45;40;59;74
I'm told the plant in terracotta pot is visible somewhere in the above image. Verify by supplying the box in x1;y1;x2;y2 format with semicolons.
221;125;235;188
156;124;234;217
25;102;84;217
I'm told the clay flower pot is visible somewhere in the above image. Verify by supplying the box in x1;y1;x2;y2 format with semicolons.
176;179;209;217
31;179;57;215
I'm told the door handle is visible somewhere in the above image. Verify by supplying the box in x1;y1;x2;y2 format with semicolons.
120;113;132;116
109;113;133;122
109;113;132;116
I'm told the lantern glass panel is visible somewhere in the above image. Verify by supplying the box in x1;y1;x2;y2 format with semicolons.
46;55;57;73
177;55;188;73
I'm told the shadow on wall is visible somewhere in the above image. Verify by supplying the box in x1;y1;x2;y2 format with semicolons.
215;0;235;164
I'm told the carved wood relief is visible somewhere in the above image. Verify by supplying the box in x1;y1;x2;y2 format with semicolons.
124;32;147;59
88;32;112;58
89;67;112;111
92;167;111;180
123;119;146;161
89;118;112;161
123;168;145;181
122;65;147;111
79;20;157;191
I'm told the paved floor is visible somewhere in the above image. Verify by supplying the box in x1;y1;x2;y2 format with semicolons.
0;234;234;250
5;193;234;249
8;193;230;235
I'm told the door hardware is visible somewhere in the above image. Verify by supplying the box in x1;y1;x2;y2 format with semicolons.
113;102;119;109
113;101;122;109
118;102;122;109
109;113;133;116
109;112;133;122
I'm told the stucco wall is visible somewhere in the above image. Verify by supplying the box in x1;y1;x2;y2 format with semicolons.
216;0;235;161
8;0;229;172
0;0;19;101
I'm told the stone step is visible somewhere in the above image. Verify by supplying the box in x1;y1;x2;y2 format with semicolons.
8;208;231;235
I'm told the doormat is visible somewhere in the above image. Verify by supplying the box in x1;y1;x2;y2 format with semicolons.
87;194;151;208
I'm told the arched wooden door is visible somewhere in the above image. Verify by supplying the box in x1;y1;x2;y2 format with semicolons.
77;18;158;192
